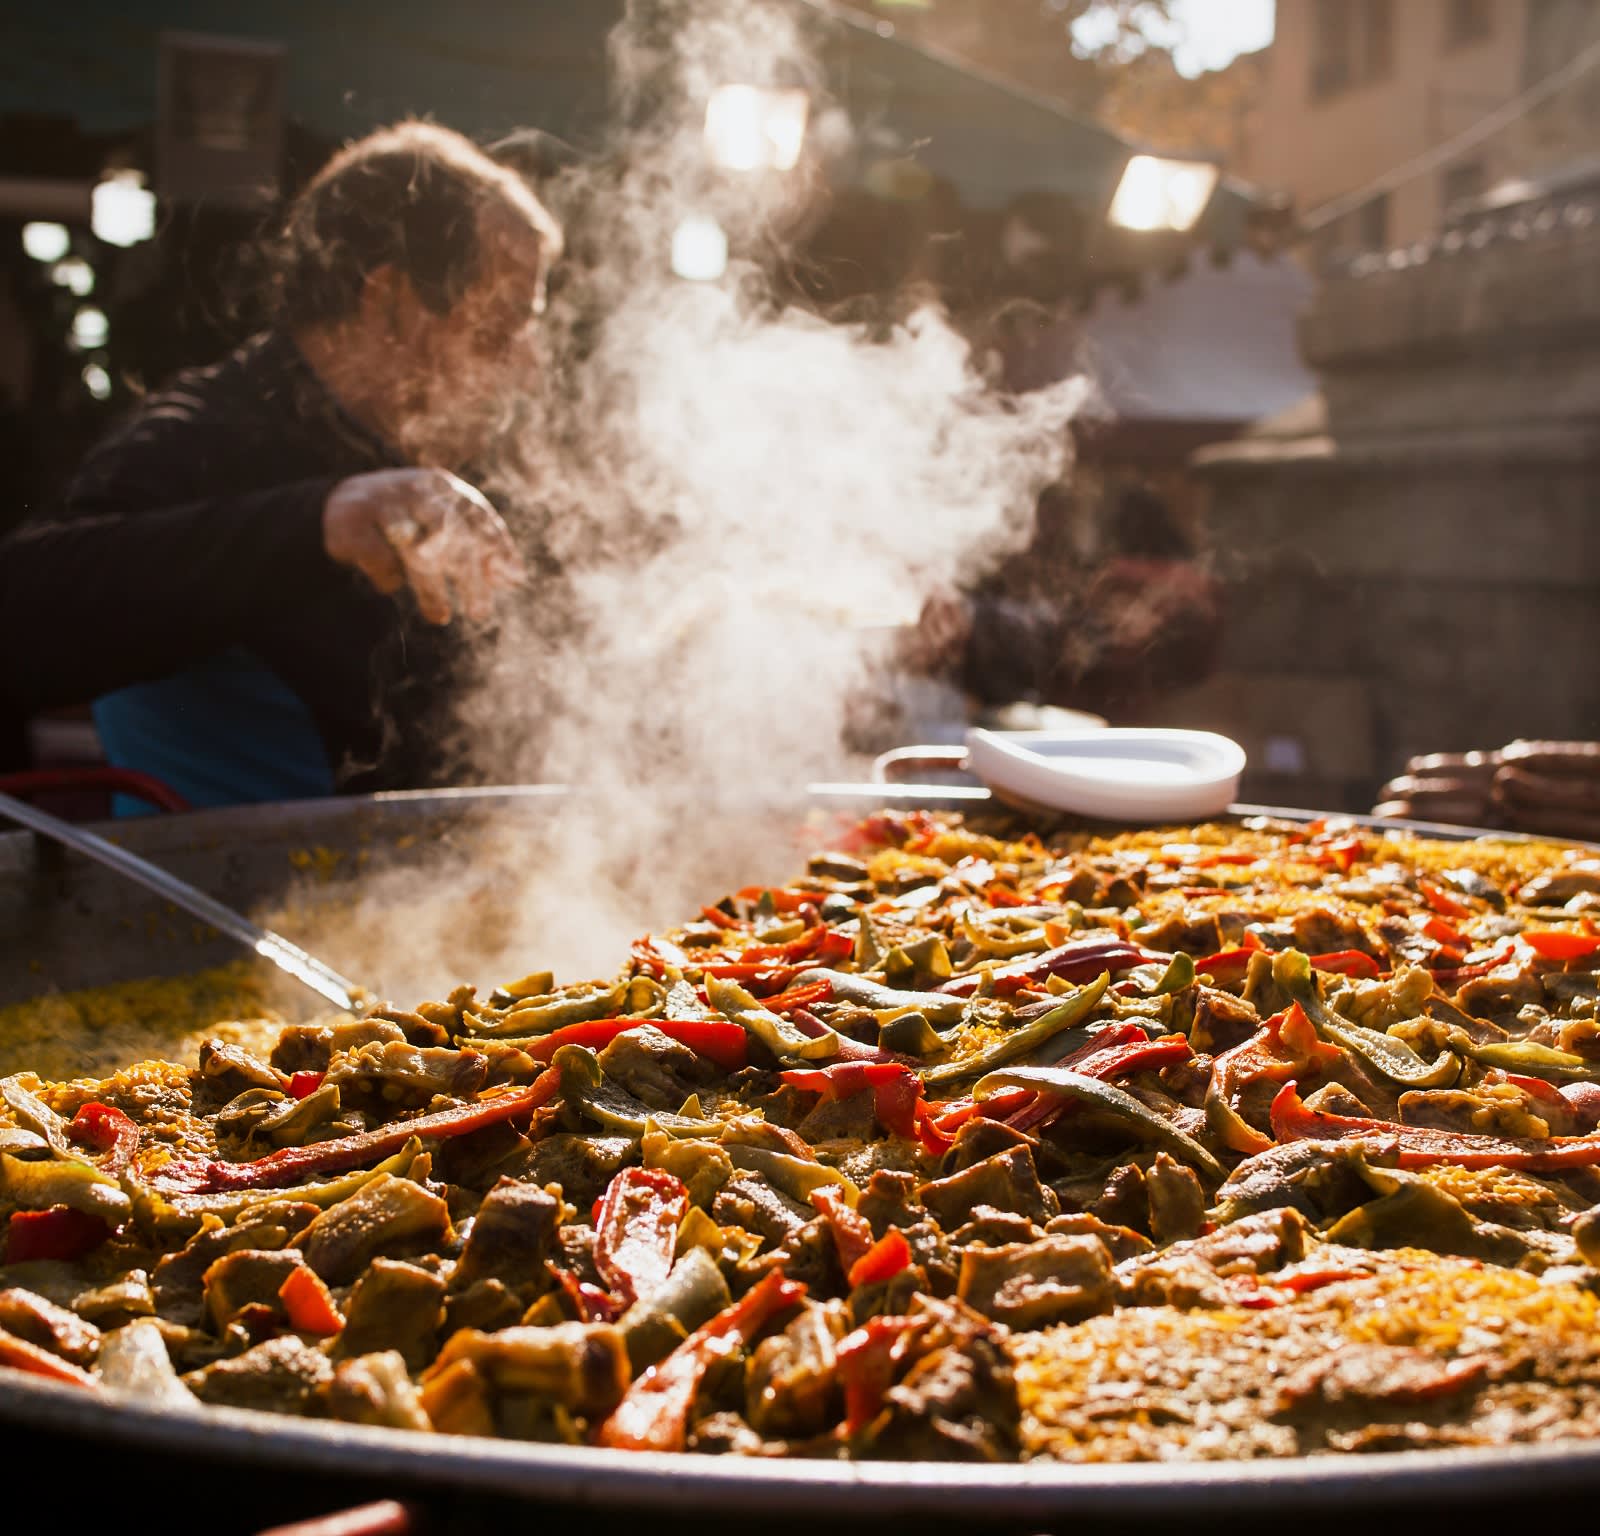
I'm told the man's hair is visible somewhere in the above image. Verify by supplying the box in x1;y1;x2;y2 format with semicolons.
278;121;563;329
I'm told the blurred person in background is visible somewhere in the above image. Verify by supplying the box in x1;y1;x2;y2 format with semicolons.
900;485;1221;723
0;121;561;810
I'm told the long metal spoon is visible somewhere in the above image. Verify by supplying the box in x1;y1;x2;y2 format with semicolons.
0;790;363;1012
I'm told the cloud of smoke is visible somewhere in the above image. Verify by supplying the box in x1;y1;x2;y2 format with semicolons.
277;0;1089;1000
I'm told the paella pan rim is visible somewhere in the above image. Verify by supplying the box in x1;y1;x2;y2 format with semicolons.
3;1369;1600;1514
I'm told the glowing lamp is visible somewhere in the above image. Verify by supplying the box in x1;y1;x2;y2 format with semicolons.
22;222;71;263
671;216;729;282
1107;155;1219;234
704;85;809;173
92;172;157;248
71;306;109;351
51;258;95;297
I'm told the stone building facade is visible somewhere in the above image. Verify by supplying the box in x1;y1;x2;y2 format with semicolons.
1170;176;1600;813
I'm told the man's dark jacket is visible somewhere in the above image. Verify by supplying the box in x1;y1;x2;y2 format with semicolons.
1;334;459;791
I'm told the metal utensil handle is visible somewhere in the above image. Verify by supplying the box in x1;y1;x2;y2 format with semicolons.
0;790;361;1013
870;745;972;784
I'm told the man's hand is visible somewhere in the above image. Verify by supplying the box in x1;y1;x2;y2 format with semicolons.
323;468;525;625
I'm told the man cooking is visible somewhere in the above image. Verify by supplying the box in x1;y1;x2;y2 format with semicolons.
0;121;562;807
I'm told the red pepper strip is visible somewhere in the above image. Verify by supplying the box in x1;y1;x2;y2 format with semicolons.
760;980;834;1014
847;1228;912;1289
594;1168;689;1309
698;962;811;988
1308;949;1383;980
810;1186;874;1274
790;1009;898;1064
1277;1268;1361;1295
1497;1071;1569;1108
1309;835;1366;873
836;1315;916;1434
4;1206;111;1264
737;887;822;913
699;905;744;931
521;1018;749;1074
1193;947;1255;984
597;1270;807;1452
1418;878;1474;919
0;1326;99;1391
1269;1081;1600;1171
936;938;1155;999
1208;1004;1342;1156
1430;939;1519;987
68;1101;139;1174
279;1264;345;1336
983;884;1030;908
1423;915;1467;949
549;1263;620;1324
1006;1034;1192;1133
1524;930;1600;962
1195;851;1257;868
738;926;854;965
288;1071;326;1101
780;1062;925;1139
151;1070;562;1195
632;936;690;979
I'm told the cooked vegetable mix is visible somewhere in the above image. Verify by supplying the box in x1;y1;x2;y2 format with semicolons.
11;810;1600;1460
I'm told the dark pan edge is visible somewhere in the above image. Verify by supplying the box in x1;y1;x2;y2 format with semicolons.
5;1371;1600;1516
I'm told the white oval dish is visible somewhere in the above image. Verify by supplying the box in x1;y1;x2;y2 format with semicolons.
965;726;1246;822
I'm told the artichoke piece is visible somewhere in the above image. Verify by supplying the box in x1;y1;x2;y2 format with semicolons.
877;1011;946;1058
704;978;839;1064
797;970;966;1026
97;1320;197;1410
1273;950;1460;1089
551;1046;723;1137
973;1065;1224;1182
922;973;1111;1088
617;1247;730;1372
424;1321;630;1418
467;982;628;1039
0;1151;129;1222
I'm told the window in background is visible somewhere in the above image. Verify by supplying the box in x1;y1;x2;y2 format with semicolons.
1445;0;1494;49
1441;158;1488;212
1357;191;1391;251
1311;0;1394;100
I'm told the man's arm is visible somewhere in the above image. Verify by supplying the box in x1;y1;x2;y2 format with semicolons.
0;481;345;713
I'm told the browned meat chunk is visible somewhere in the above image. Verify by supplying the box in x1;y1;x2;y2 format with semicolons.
525;1134;637;1211
201;1248;303;1332
865;1333;1019;1461
268;1024;336;1076
150;1202;319;1329
195;1040;286;1104
596;1025;712;1111
713;1175;813;1246
919;1146;1056;1230
0;1287;100;1363
296;1175;452;1286
745;1301;847;1438
957;1234;1113;1328
938;1117;1038;1177
424;1321;630;1418
1043;1213;1152;1262
1118;1209;1309;1309
451;1178;563;1297
1455;970;1545;1026
324;1350;431;1430
1276;1345;1489;1416
1144;1153;1205;1244
335;1259;446;1372
324;1040;489;1110
857;1170;925;1234
1292;907;1373;956
950;1207;1043;1249
185;1335;333;1414
1135;909;1223;957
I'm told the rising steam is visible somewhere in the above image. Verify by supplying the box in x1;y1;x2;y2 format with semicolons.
281;0;1089;1000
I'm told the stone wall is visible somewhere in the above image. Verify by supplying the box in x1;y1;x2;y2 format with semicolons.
1181;191;1600;813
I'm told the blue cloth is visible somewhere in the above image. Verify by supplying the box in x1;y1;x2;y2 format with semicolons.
93;648;335;816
